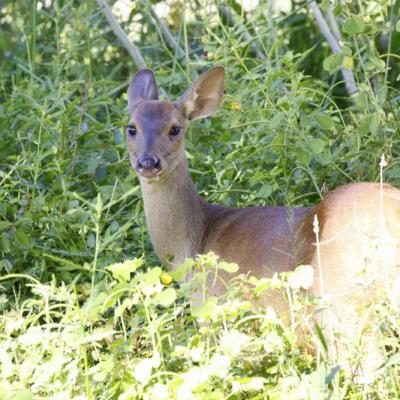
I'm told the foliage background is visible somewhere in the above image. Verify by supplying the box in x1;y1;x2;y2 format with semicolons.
0;0;400;399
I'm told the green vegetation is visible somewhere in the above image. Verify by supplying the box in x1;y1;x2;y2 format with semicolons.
1;0;400;398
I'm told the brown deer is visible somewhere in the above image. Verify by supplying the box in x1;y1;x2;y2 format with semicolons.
126;66;400;378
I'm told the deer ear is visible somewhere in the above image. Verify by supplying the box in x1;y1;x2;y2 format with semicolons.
127;69;158;111
177;66;224;121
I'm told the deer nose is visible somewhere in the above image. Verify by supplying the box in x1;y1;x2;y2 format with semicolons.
137;155;161;171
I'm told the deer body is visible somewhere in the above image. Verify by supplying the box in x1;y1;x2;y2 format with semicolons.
126;67;400;378
140;152;311;274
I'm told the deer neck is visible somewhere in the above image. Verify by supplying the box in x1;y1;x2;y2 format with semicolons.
140;157;208;267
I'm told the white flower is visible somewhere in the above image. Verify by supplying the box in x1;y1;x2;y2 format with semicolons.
177;367;210;400
19;326;43;346
134;358;153;385
182;367;210;389
172;345;187;357
246;377;266;391
150;352;161;368
118;386;137;400
189;347;203;363
154;2;170;18
112;0;133;22
209;354;231;377
231;380;241;393
142;282;163;296
271;273;283;289
263;331;284;354
232;377;266;393
265;306;278;322
220;330;250;357
288;265;314;290
281;375;299;394
177;382;196;400
151;383;168;400
133;353;161;385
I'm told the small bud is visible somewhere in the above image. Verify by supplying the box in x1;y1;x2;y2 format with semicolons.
313;215;320;235
230;101;241;111
160;272;173;285
342;56;354;69
379;154;388;168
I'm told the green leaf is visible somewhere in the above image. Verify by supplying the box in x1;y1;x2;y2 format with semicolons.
342;16;364;35
15;228;31;248
95;192;103;217
314;113;335;130
170;258;194;281
358;115;379;136
87;233;96;248
297;148;311;166
103;282;133;309
369;115;379;135
218;261;239;273
106;258;144;282
396;20;400;32
323;53;342;74
90;359;114;382
320;0;331;12
191;297;218;320
333;3;341;16
269;112;283;129
115;298;135;318
153;287;177;307
300;115;313;129
308;138;327;154
142;266;162;288
256;184;273;199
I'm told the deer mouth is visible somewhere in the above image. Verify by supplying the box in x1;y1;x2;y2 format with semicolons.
136;168;165;182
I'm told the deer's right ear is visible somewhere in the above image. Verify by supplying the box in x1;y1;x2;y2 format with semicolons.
127;69;158;111
176;66;225;121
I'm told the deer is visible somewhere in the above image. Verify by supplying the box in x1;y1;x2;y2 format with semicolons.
126;66;400;380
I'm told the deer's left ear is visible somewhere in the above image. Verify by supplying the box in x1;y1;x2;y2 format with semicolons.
176;66;225;121
127;69;159;111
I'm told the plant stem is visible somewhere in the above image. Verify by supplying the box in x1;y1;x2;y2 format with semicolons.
96;0;147;69
309;1;358;97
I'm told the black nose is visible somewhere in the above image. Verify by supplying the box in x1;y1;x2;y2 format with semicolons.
137;155;161;170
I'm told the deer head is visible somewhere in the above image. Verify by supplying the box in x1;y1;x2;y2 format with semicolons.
126;66;225;182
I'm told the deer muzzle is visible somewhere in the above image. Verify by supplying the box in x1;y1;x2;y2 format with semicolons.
136;154;162;178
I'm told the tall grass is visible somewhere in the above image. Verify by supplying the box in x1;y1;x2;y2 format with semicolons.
0;0;400;398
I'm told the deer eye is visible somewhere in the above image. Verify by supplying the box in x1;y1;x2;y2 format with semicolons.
169;126;180;137
127;125;137;136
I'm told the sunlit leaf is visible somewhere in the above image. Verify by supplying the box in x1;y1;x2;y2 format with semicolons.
191;297;218;320
342;15;364;35
218;261;239;273
106;258;144;282
153;287;177;307
323;53;342;74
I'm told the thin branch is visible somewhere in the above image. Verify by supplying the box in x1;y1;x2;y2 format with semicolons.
140;0;185;59
96;0;147;70
326;5;342;44
309;1;358;96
